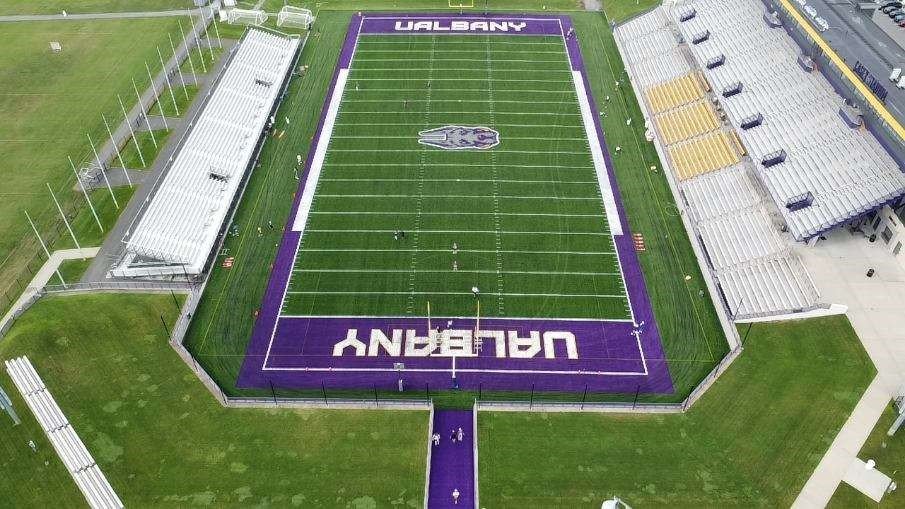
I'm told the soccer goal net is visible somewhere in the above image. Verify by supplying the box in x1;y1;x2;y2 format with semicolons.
277;6;314;29
221;8;268;26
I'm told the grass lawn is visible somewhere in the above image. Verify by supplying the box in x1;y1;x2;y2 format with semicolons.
828;403;904;508
183;8;727;402
48;257;93;286
119;129;171;169
180;46;224;75
602;0;660;23
151;83;199;118
0;17;187;308
478;316;875;507
0;293;428;507
0;0;192;15
51;186;135;250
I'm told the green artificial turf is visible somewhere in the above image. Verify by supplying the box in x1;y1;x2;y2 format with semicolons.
151;83;199;118
828;403;905;508
478;316;875;507
284;33;630;320
183;9;727;402
0;293;428;507
0;17;187;307
118;129;171;169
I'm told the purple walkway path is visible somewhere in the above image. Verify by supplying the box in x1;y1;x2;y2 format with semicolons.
428;410;475;508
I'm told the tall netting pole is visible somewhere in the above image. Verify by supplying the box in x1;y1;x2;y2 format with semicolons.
68;155;103;233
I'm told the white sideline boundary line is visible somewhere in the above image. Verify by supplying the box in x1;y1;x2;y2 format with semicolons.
292;268;621;276
279;313;634;322
285;291;626;298
572;70;622;236
292;69;349;231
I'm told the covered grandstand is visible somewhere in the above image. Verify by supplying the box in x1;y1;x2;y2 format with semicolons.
113;28;302;278
616;5;824;319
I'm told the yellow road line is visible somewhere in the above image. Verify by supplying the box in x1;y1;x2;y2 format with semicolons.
777;0;905;141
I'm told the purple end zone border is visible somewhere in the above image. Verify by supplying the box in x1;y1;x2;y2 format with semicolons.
236;13;674;394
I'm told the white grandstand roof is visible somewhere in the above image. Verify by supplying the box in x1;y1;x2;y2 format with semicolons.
672;0;905;240
118;29;300;276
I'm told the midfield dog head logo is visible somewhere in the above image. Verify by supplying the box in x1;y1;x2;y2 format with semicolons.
418;125;500;150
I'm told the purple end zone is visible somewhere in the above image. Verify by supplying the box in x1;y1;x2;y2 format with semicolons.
236;13;674;395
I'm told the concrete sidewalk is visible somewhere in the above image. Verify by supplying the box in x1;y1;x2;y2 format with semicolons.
0;248;100;334
792;229;905;508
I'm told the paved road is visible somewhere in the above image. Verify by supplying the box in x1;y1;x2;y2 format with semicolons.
767;0;905;126
0;9;206;22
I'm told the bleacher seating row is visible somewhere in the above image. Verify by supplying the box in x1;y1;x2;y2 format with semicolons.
5;357;123;509
655;100;720;145
116;29;301;277
671;0;905;240
645;73;707;114
616;7;821;318
668;130;740;180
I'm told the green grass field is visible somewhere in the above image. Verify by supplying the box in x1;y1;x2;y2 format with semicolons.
285;33;630;320
183;9;726;401
0;17;190;307
152;82;199;118
0;293;428;507
119;129;171;169
478;316;874;507
0;0;192;15
828;403;905;508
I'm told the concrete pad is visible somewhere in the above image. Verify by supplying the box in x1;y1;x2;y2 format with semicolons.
842;458;893;503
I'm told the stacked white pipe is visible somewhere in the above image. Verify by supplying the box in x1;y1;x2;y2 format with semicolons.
5;356;123;509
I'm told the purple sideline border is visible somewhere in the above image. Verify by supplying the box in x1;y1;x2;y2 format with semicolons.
236;13;674;395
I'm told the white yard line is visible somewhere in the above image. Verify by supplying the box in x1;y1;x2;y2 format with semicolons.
315;194;601;200
293;269;621;276
304;229;611;235
321;178;597;184
311;211;602;217
298;249;617;255
338;111;580;116
322;162;592;168
285;290;626;298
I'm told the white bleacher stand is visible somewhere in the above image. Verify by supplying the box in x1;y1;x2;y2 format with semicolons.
616;6;823;318
223;8;268;26
5;357;123;509
668;0;905;241
277;6;315;30
113;29;301;278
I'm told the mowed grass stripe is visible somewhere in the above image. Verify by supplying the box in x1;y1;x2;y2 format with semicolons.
286;34;628;320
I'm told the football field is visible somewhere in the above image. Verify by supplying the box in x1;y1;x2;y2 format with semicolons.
284;30;630;320
239;14;672;394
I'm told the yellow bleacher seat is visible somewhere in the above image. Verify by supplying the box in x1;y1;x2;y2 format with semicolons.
667;130;740;180
644;73;705;114
654;100;720;145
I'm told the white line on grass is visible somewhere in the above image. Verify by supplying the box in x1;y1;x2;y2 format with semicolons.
332;122;584;129
356;57;567;63
351;78;572;83
315;194;601;200
348;88;573;94
305;229;611;236
338;111;580;116
285;290;626;298
292;269;621;276
328;149;586;154
298;249;617;255
311;211;602;217
353;67;571;74
330;135;586;142
342;99;576;105
322;162;594;169
320;178;598;184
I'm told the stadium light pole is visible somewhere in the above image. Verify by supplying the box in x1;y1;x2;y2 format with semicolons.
131;77;157;148
102;113;133;188
68;156;103;233
201;14;215;61
46;183;83;259
211;9;223;49
157;46;180;117
168;33;190;99
118;94;146;168
25;210;66;288
86;132;119;209
146;61;170;130
179;20;200;86
188;15;208;73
